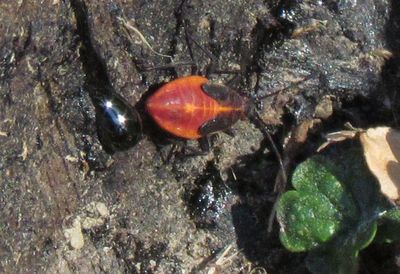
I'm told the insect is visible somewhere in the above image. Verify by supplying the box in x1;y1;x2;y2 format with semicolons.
146;75;251;139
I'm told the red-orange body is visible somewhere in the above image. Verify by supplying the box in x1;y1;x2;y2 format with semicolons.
146;76;249;139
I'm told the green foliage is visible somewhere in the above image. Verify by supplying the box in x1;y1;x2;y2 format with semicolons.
277;149;399;274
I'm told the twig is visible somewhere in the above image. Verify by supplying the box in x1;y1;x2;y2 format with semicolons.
142;61;196;71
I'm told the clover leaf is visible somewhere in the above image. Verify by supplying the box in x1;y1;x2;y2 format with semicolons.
277;149;391;274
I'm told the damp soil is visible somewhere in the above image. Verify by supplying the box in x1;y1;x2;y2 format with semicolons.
1;0;400;273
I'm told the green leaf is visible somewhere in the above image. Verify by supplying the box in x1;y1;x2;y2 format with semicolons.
306;219;377;274
291;156;359;221
277;148;386;274
278;190;342;252
277;155;361;252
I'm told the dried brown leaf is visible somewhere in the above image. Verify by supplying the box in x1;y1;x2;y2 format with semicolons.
317;130;359;152
360;127;400;201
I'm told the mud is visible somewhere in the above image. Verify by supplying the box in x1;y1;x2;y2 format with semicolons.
0;0;399;273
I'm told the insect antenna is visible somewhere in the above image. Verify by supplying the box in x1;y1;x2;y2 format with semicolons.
184;29;218;65
246;73;315;232
248;111;287;184
183;19;199;75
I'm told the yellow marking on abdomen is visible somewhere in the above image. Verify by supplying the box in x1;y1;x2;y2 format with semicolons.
175;104;242;113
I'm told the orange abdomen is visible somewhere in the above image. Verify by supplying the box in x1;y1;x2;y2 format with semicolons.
146;76;246;139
